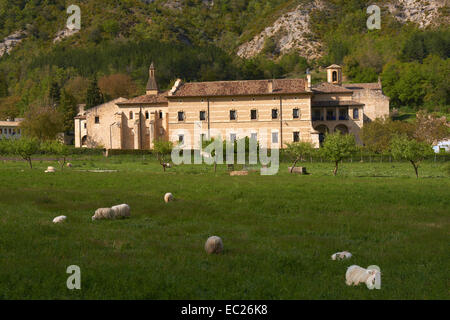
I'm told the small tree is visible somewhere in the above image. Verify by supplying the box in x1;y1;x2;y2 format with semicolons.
321;133;357;176
0;138;12;157
86;76;104;109
285;141;315;173
202;138;218;173
42;140;70;169
10;137;40;169
153;140;173;172
390;135;434;178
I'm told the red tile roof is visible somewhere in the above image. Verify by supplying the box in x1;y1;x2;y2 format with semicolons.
117;91;169;105
343;83;382;90
312;82;353;93
170;79;309;97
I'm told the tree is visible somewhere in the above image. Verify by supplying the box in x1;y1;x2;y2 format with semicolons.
41;140;71;169
10;137;40;169
413;110;449;145
153;140;173;172
0;138;12;157
98;74;137;100
321;133;357;176
285;142;315;173
0;95;20;119
390;135;434;178
20;105;64;141
57;90;78;133
360;116;415;154
85;76;104;109
64;76;90;104
202;138;219;173
49;81;61;107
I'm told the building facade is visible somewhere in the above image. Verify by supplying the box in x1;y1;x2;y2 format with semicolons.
0;118;23;140
75;63;390;149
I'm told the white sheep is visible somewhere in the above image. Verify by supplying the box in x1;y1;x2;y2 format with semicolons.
204;236;223;254
66;162;72;167
110;204;131;219
92;208;114;220
345;265;381;289
52;215;67;223
164;193;173;203
92;204;130;221
45;166;55;173
331;251;352;260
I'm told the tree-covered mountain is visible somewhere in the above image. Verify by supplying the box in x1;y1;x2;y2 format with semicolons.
0;0;448;120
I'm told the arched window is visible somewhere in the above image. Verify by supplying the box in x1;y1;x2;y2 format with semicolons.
332;71;338;82
353;108;359;119
145;111;149;119
129;111;133;119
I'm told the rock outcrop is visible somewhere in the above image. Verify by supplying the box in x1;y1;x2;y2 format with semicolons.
0;31;27;58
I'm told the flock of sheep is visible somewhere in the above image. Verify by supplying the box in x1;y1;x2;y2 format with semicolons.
49;163;381;290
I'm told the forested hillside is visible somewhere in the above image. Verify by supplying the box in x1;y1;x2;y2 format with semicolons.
0;0;448;122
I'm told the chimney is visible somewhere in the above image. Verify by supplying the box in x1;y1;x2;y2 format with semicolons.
268;80;273;93
306;74;312;90
169;79;183;96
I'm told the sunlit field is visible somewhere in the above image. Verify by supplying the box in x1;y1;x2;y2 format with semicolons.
0;156;448;299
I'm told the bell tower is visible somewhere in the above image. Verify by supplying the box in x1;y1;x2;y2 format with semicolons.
326;64;342;85
146;62;159;95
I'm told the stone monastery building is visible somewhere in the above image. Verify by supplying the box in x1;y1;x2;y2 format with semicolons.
75;63;389;149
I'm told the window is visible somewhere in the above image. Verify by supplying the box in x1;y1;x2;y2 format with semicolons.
339;108;348;120
0;129;2;134
84;123;87;129
129;111;133;119
251;132;257;141
178;134;184;144
230;110;237;120
178;111;185;122
159;111;163;119
250;109;257;120
145;111;149;119
8;128;11;134
326;110;335;121
293;108;300;119
272;109;278;119
199;111;206;121
95;116;100;124
332;71;337;82
353;108;359;119
293;131;300;142
272;132;278;144
230;133;236;141
313;110;321;121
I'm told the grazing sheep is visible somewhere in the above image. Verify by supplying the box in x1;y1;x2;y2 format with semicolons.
45;166;56;173
345;265;381;289
52;215;67;223
92;208;114;221
92;204;130;221
110;204;131;219
165;163;171;168
204;236;223;254
66;163;72;167
164;193;173;203
331;251;352;260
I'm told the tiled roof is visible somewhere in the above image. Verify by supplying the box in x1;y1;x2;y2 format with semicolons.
311;100;364;107
343;83;382;90
312;82;353;93
326;64;342;69
117;91;169;105
170;79;309;97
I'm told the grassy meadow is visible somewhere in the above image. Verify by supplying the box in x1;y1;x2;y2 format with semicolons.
0;155;449;299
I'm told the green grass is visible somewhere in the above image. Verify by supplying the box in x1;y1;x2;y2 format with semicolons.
0;156;449;299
